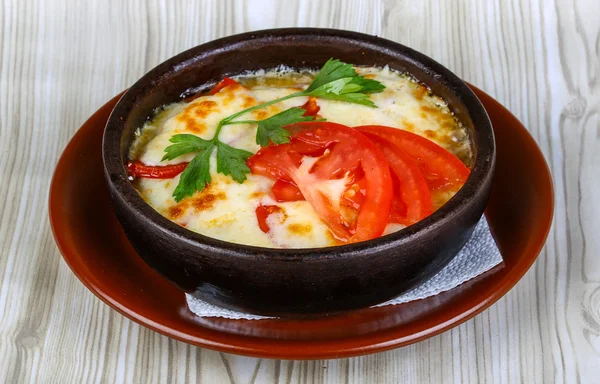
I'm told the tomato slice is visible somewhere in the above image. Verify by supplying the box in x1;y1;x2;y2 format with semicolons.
127;161;188;179
355;125;470;192
360;132;432;225
299;97;320;117
271;179;304;202
270;168;368;214
248;122;393;243
340;174;366;210
209;77;239;95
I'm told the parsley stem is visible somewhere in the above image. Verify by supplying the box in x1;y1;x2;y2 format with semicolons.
212;91;305;140
225;91;305;122
212;121;225;143
222;120;258;125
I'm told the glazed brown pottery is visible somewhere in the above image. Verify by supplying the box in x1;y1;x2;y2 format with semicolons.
101;29;496;316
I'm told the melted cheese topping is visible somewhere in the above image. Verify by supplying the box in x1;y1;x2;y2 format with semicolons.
130;67;471;248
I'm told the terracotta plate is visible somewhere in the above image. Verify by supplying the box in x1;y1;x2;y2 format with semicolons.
49;85;553;360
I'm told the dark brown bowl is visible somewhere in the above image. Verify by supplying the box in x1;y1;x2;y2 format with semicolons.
102;28;495;316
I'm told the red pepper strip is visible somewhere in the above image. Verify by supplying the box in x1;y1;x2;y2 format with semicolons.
255;205;285;233
209;77;239;95
299;96;320;117
127;161;189;179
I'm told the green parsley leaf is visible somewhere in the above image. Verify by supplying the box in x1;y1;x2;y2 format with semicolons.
348;76;386;94
302;60;385;107
215;142;253;184
304;78;376;107
306;78;359;96
304;59;357;93
309;91;375;107
162;134;213;161
255;107;316;146
172;144;214;202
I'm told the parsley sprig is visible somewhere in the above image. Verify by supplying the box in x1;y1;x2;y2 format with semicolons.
163;59;385;201
162;135;253;201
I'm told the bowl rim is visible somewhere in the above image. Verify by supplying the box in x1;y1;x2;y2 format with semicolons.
102;27;495;260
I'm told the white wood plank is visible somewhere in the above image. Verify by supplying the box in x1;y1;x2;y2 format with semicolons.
0;0;598;382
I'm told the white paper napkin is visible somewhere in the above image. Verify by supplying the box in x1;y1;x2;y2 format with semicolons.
186;217;502;320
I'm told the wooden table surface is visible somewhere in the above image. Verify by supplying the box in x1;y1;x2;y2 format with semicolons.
1;0;598;382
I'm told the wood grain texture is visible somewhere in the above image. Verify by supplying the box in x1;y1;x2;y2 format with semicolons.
0;0;597;382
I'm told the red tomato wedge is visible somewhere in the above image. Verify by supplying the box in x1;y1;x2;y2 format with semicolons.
355;125;470;192
340;173;367;210
271;167;370;217
127;161;188;179
255;205;284;233
360;132;432;225
299;97;320;117
271;179;304;202
209;77;239;95
248;122;393;243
